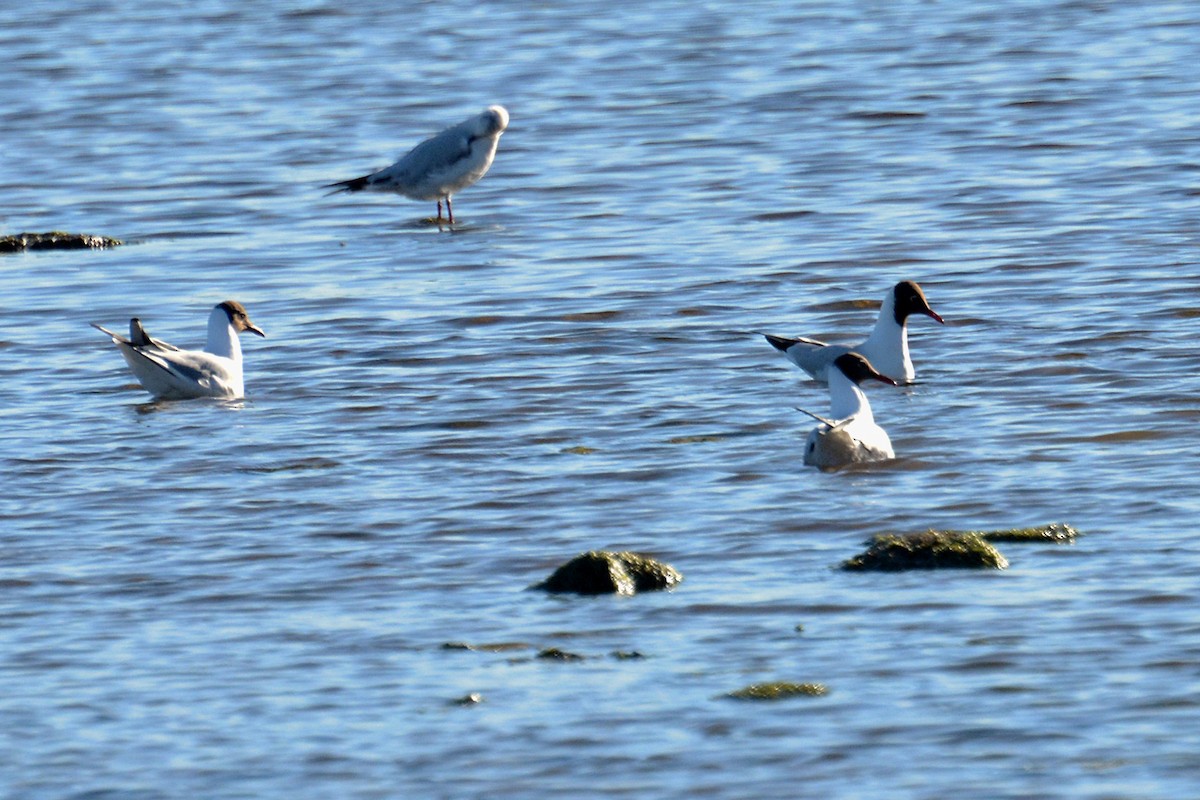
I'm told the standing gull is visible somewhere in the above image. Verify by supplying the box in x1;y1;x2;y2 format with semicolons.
325;105;509;223
91;301;265;400
798;352;898;470
764;280;943;384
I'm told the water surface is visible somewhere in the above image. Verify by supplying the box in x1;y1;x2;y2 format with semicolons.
3;1;1200;798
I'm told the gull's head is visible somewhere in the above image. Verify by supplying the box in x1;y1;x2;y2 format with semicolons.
892;280;944;325
218;300;266;338
834;352;898;387
479;105;510;137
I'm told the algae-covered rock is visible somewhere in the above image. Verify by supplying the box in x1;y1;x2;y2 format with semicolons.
668;434;724;444
979;523;1078;543
841;531;1009;571
727;682;829;700
534;550;682;595
1;231;123;252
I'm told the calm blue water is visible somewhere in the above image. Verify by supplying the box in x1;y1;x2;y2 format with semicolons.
3;1;1200;797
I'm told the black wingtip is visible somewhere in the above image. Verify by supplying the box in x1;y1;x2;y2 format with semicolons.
763;333;797;352
324;175;370;194
130;318;152;346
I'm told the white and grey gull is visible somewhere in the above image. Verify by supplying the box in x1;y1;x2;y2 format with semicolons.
798;352;898;470
325;105;509;223
91;300;265;400
764;280;943;384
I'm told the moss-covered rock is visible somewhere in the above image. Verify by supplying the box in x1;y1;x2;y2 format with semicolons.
1;231;123;252
534;550;682;595
979;523;1078;543
727;682;829;700
841;531;1009;571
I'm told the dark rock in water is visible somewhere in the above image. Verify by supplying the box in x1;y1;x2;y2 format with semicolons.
0;231;123;252
451;692;484;706
841;531;1009;571
537;647;585;662
979;523;1079;543
533;550;682;595
726;682;829;700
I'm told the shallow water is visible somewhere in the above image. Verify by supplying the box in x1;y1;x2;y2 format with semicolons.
3;1;1200;797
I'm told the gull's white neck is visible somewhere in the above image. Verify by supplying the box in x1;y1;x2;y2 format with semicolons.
205;307;241;362
859;293;909;378
828;368;873;423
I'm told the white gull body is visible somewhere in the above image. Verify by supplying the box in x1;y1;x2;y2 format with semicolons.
92;301;265;400
800;352;897;470
326;105;509;223
764;280;943;384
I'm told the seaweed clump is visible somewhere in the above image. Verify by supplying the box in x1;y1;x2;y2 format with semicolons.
1;231;123;252
534;550;682;595
441;641;530;653
979;523;1078;544
841;531;1009;571
727;682;829;700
